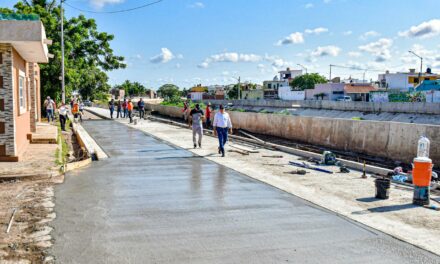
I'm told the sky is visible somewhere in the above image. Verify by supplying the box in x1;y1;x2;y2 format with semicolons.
3;0;440;89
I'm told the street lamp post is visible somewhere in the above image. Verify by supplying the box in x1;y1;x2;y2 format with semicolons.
297;63;307;74
408;50;423;87
60;0;66;104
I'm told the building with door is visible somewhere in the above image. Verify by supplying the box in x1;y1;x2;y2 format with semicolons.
0;15;50;161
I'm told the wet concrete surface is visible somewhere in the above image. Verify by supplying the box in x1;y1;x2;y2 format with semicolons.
50;120;440;263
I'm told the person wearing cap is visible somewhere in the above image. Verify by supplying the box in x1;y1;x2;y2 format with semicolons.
205;102;212;129
44;96;56;123
189;103;205;148
213;105;233;157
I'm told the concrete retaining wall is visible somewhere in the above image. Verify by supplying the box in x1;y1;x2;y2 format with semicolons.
147;103;440;164
200;99;440;114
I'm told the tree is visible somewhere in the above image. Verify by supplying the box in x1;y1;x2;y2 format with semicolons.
157;84;180;100
113;80;146;96
289;73;327;90
0;1;125;101
227;84;241;99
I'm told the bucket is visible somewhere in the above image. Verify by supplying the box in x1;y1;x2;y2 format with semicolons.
412;157;433;187
413;186;430;206
375;178;390;199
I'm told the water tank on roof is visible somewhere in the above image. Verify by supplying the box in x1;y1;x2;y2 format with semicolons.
427;68;432;74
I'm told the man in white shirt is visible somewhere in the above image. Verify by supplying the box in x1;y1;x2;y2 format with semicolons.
58;102;68;131
213;105;233;157
44;96;55;123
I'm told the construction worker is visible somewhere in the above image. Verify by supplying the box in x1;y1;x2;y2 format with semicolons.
116;100;122;118
189;104;205;148
127;99;134;123
122;99;128;118
213;105;233;157
205;102;212;129
108;99;115;119
138;98;145;119
72;100;80;123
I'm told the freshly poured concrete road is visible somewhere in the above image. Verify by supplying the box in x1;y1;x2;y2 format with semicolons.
51;120;440;263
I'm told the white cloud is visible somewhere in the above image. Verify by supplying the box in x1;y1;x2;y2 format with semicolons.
189;2;205;8
399;19;440;38
175;63;181;69
342;30;353;36
358;38;393;62
359;30;380;40
305;27;329;35
90;0;124;9
311;45;341;57
221;71;230;76
305;3;314;8
257;64;265;69
198;52;262;68
348;51;362;57
276;32;304;46
150;48;174;63
264;54;292;68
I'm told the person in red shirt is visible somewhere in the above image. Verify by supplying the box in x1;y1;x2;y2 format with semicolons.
205;102;212;129
127;99;134;123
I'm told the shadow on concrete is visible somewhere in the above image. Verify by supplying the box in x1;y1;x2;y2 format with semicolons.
367;203;417;213
356;197;381;203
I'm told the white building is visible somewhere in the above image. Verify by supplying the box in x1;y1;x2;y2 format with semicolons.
279;67;303;82
378;69;439;92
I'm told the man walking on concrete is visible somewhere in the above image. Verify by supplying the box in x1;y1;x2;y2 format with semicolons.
127;99;134;123
108;99;115;119
189;104;205;148
58;102;68;131
44;96;55;123
116;100;122;118
205;102;212;129
122;99;128;118
138;98;145;119
213;105;233;157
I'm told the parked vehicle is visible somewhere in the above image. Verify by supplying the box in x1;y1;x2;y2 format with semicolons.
337;96;352;102
83;100;92;107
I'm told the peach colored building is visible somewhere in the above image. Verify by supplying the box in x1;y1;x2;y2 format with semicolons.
0;17;50;161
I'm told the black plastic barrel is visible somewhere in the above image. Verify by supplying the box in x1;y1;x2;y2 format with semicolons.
375;178;391;199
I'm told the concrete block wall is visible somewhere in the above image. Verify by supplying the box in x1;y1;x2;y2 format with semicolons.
0;44;16;157
200;99;440;114
148;103;440;164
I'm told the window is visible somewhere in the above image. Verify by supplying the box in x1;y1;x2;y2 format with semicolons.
19;71;26;114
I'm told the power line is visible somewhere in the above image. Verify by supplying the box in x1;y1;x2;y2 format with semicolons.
64;0;164;14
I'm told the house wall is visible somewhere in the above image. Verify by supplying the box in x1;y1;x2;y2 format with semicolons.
12;48;31;157
305;83;345;100
0;44;16;158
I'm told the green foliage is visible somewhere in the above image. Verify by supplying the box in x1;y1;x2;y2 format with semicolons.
314;92;327;100
113;80;146;97
157;84;181;100
289;73;327;90
351;117;364;120
160;98;206;110
227;84;241;99
0;1;125;101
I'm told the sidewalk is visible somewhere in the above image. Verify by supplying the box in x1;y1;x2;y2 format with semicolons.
87;106;440;256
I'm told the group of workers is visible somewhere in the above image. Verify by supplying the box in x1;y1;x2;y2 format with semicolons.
187;102;233;157
108;98;143;123
43;96;85;132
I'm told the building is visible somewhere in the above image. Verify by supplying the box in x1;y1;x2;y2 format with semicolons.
305;83;345;100
344;84;378;101
378;69;439;92
278;86;305;100
415;79;440;103
0;16;50;161
278;67;303;82
263;75;288;91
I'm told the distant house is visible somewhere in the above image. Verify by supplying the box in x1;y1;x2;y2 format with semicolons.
189;84;208;101
416;79;440;103
305;83;345;100
344;84;378;101
378;69;439;92
0;16;50;161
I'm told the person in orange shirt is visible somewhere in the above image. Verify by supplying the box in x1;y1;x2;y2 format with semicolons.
72;99;80;123
127;99;134;123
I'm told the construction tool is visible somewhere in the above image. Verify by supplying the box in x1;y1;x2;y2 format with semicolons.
239;130;266;144
227;149;249;155
6;208;17;234
289;161;334;174
262;155;283;158
230;144;259;153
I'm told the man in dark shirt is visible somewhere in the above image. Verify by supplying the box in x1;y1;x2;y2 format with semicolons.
189;104;205;148
137;98;145;119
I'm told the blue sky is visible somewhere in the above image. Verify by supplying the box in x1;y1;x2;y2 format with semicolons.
3;0;440;89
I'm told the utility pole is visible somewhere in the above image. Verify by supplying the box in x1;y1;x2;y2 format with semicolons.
60;0;66;104
297;63;307;74
237;76;241;100
408;50;423;88
329;64;333;82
